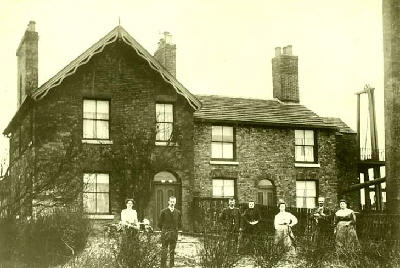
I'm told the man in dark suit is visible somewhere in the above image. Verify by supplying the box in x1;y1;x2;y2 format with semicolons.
158;196;182;268
219;197;241;247
312;197;332;247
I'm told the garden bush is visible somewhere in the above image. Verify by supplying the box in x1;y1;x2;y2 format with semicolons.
110;228;162;268
250;234;286;268
0;217;18;261
12;208;91;267
198;224;241;268
297;235;400;268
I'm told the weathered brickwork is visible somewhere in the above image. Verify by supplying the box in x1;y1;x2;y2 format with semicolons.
194;122;341;210
272;47;299;103
8;41;195;229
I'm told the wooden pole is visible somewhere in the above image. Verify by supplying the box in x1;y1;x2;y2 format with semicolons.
357;93;361;161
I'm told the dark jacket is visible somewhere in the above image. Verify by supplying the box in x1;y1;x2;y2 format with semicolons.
158;207;182;233
219;207;241;232
242;208;261;232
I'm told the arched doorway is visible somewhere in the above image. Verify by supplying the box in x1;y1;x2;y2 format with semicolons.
152;171;181;229
257;179;275;207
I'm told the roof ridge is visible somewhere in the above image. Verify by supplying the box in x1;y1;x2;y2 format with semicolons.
196;94;307;106
197;94;280;102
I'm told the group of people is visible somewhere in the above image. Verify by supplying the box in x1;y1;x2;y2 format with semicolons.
311;197;360;250
218;197;360;253
118;196;360;267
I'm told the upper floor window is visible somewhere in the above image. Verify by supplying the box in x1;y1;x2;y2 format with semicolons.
83;173;110;214
212;178;235;198
296;180;317;209
211;126;234;159
295;130;316;162
156;103;174;142
83;99;109;140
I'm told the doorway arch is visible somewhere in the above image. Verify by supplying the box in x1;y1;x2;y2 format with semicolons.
152;171;181;229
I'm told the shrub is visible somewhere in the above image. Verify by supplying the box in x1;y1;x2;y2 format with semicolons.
297;236;400;268
250;234;286;268
64;237;116;268
111;228;162;268
0;217;18;261
198;225;241;268
329;240;400;268
13;208;91;267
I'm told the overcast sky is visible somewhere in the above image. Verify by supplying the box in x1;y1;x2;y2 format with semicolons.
0;0;384;161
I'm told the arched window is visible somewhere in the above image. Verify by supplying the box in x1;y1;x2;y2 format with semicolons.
154;171;177;183
257;179;274;207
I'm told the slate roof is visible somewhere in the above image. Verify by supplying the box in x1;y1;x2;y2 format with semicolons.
31;25;201;109
194;95;340;129
322;117;356;134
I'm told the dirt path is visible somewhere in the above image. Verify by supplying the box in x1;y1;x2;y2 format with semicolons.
59;234;304;268
174;235;304;268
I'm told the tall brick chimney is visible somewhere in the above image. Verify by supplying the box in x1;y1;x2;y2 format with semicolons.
154;32;176;77
16;21;38;107
272;45;299;103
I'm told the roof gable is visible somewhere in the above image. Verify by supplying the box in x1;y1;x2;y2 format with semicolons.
32;26;201;110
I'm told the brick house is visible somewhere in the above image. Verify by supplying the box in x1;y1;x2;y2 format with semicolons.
2;22;358;230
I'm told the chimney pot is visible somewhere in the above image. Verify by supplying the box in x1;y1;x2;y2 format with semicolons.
275;47;282;56
27;21;36;32
163;31;172;44
286;45;292;55
154;31;176;77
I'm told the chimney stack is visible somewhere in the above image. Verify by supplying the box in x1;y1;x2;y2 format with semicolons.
272;45;299;103
16;21;38;107
154;32;176;77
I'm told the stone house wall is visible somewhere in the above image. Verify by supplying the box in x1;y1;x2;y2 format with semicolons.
193;122;340;209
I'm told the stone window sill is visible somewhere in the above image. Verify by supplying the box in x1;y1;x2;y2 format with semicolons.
82;139;113;145
87;214;115;220
295;163;320;168
210;160;239;165
155;141;178;146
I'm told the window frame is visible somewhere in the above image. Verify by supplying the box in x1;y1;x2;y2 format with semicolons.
155;102;175;142
82;99;111;140
295;180;318;209
211;178;237;198
294;129;318;163
211;125;236;161
82;173;111;215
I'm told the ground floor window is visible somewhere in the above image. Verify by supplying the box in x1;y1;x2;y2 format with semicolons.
296;180;317;208
212;179;235;198
83;173;110;214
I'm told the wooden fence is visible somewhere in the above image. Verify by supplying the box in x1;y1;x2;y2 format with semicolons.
190;197;400;241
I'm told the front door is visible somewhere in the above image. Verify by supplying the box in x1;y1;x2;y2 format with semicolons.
257;189;274;207
153;183;179;230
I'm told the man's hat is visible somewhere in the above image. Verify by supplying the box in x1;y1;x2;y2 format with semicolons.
318;197;325;203
278;199;286;205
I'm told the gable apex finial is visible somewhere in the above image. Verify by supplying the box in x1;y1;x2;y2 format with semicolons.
118;16;120;26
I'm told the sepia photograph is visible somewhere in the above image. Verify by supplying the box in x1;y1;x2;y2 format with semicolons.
0;0;398;267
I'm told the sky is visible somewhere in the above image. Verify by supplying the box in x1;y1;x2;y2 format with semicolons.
0;0;385;164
